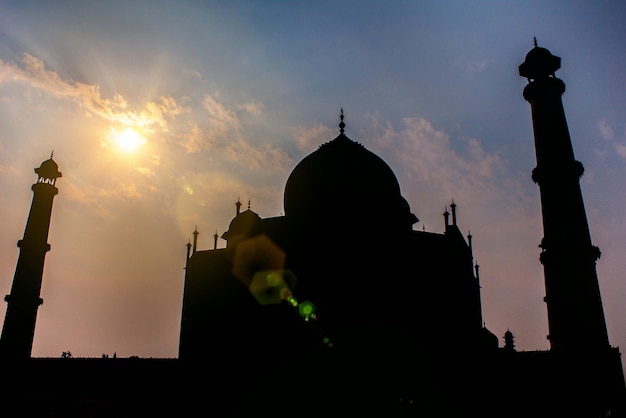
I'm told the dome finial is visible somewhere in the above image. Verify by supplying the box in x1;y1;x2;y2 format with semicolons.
339;108;345;134
533;36;538;47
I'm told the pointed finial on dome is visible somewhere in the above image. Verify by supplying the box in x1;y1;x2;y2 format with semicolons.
50;151;54;159
339;108;345;134
533;36;538;47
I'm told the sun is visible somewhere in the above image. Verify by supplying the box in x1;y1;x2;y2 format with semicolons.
114;127;146;152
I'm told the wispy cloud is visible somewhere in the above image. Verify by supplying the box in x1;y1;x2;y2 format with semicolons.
464;59;488;79
598;119;626;161
599;120;615;141
292;123;336;153
178;93;290;171
237;101;264;116
178;93;244;154
364;115;506;202
614;143;626;160
136;166;155;178
0;53;182;131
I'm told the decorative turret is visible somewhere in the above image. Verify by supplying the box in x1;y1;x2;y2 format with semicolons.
0;153;62;359
520;40;609;352
504;329;516;352
519;37;561;81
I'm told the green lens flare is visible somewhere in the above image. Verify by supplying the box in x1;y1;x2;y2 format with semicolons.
298;301;316;318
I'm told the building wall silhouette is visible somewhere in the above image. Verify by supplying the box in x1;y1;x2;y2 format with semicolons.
179;127;493;365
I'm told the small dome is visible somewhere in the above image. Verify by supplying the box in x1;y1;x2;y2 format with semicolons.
479;326;499;350
221;209;261;242
35;157;62;179
519;44;561;80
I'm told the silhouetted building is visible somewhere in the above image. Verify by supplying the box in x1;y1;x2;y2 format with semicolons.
0;154;61;359
1;42;625;418
179;112;492;365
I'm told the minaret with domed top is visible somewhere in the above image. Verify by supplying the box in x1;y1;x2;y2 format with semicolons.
520;39;609;352
0;153;62;359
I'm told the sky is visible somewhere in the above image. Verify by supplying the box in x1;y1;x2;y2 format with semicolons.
0;0;624;360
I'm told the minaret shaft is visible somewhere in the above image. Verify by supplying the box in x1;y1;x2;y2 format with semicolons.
521;46;609;352
1;157;61;359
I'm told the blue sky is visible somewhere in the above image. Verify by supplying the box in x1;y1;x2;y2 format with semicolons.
0;0;624;359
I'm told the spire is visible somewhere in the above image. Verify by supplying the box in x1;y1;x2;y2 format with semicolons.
236;198;241;216
192;226;199;254
450;200;457;226
533;36;538;47
247;198;251;210
443;206;450;228
185;239;192;270
339;108;345;134
213;230;218;250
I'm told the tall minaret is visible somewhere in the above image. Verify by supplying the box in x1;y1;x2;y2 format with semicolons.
0;154;62;359
520;40;609;352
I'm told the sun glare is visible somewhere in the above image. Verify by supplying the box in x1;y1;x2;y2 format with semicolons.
115;128;145;152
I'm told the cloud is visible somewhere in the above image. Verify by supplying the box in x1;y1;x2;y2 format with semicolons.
0;52;287;179
0;53;182;131
599;120;626;161
464;59;488;79
178;93;291;171
0;163;22;177
202;93;240;131
614;143;626;160
136;166;155;178
178;93;240;154
237;101;264;116
599;120;615;141
359;113;533;224
402;117;503;193
291;123;336;153
179;123;213;154
98;183;142;200
56;178;112;220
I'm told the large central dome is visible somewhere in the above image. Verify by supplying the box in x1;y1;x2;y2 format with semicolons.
283;129;417;231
